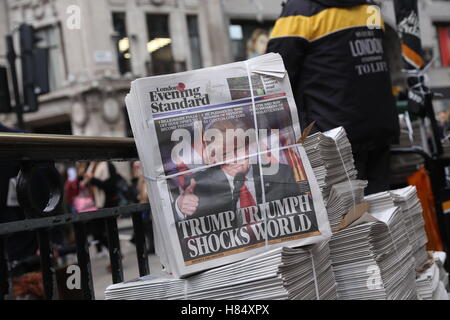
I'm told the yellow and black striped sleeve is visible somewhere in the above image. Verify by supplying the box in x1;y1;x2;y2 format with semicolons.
270;5;384;42
267;2;384;83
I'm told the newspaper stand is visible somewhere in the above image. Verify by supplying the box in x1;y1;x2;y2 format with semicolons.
391;92;450;272
0;133;151;300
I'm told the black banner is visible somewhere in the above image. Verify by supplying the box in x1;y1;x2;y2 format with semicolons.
394;0;428;116
394;0;424;70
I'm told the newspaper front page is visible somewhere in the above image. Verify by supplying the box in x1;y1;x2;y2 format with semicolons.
126;53;331;277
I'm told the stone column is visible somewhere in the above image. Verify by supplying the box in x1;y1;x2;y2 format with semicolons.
198;0;232;66
0;0;9;65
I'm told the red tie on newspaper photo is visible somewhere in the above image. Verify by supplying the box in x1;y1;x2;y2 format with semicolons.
239;181;257;242
240;183;256;209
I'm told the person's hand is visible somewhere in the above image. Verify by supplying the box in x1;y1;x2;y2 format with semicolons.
80;179;88;188
177;179;199;217
81;172;93;185
80;172;92;188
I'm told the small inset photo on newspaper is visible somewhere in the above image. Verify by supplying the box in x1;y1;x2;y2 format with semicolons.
227;75;266;100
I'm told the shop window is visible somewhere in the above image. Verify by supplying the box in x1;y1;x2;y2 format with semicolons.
229;20;274;62
437;25;450;67
146;14;175;75
35;25;66;91
112;12;132;75
187;15;203;70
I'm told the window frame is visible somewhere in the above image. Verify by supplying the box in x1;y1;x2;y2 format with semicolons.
35;22;68;92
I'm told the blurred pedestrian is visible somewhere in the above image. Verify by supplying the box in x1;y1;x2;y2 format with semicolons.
247;29;269;59
130;161;154;253
64;167;79;214
82;162;121;256
72;163;97;214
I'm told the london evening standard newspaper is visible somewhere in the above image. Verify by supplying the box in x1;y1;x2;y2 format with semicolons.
126;53;331;277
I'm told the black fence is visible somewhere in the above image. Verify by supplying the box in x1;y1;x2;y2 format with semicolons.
0;133;151;300
3;134;450;301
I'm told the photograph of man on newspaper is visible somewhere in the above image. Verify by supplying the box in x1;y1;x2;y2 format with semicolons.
155;95;320;265
174;117;300;220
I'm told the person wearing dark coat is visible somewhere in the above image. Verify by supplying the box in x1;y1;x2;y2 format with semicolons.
267;0;400;194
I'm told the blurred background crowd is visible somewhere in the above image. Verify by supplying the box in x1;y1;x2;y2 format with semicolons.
2;160;152;300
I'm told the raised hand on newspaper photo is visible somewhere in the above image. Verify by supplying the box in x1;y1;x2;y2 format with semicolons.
177;179;199;216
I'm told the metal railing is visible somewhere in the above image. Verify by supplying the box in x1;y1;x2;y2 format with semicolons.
0;133;151;300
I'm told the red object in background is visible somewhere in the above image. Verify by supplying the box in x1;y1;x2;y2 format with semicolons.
64;180;79;207
438;26;450;67
408;167;444;252
13;272;44;299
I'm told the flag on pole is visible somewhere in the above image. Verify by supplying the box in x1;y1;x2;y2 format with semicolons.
394;0;425;69
393;0;428;115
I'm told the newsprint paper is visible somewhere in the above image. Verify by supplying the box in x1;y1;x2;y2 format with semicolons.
126;53;331;277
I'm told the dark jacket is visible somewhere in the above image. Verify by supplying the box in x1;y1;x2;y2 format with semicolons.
267;0;400;145
89;163;120;208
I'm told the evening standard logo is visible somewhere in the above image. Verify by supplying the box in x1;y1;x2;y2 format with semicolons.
149;83;210;114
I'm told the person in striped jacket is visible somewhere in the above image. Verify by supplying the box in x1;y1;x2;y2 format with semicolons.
267;0;400;194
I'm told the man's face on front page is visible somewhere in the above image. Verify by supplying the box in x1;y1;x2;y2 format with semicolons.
201;120;280;177
217;134;252;177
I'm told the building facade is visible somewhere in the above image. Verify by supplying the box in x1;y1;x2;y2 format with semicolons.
0;0;235;136
0;0;449;136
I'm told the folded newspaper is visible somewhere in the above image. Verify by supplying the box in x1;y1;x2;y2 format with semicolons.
105;242;337;300
126;53;331;277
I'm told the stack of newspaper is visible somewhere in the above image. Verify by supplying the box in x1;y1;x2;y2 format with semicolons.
364;191;415;246
363;190;450;300
104;275;186;300
433;251;449;289
329;207;418;300
369;208;418;300
390;186;429;269
416;262;438;300
105;242;338;300
125;53;331;277
364;191;395;212
326;180;367;230
304;127;358;202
